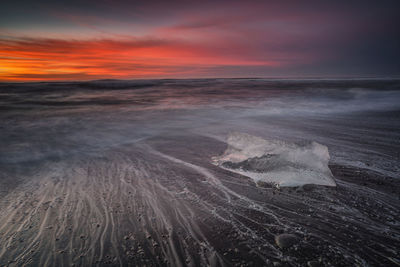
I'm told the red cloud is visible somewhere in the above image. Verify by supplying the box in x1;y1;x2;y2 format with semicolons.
0;36;280;81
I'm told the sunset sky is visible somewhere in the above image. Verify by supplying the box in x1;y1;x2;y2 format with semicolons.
1;0;399;81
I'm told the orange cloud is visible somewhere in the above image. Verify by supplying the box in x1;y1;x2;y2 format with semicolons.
0;37;279;81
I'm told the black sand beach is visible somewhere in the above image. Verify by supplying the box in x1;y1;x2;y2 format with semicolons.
0;79;399;266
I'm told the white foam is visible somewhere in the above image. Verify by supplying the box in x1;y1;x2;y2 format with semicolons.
212;132;336;187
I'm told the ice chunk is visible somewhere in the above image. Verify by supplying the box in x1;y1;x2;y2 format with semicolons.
212;132;336;187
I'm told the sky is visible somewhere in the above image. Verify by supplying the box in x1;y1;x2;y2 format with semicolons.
0;0;399;81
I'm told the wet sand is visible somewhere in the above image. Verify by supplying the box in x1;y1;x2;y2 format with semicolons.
0;134;399;266
1;79;399;266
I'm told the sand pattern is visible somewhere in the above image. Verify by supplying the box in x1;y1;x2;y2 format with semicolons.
0;136;399;266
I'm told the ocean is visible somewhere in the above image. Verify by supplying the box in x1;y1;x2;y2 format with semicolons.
0;79;399;266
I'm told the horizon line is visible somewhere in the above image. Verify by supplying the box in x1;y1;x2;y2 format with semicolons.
1;75;400;84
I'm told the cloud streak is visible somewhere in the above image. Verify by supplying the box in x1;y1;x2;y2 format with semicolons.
0;36;284;81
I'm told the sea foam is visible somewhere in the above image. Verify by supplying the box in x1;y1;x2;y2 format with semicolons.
212;132;336;187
